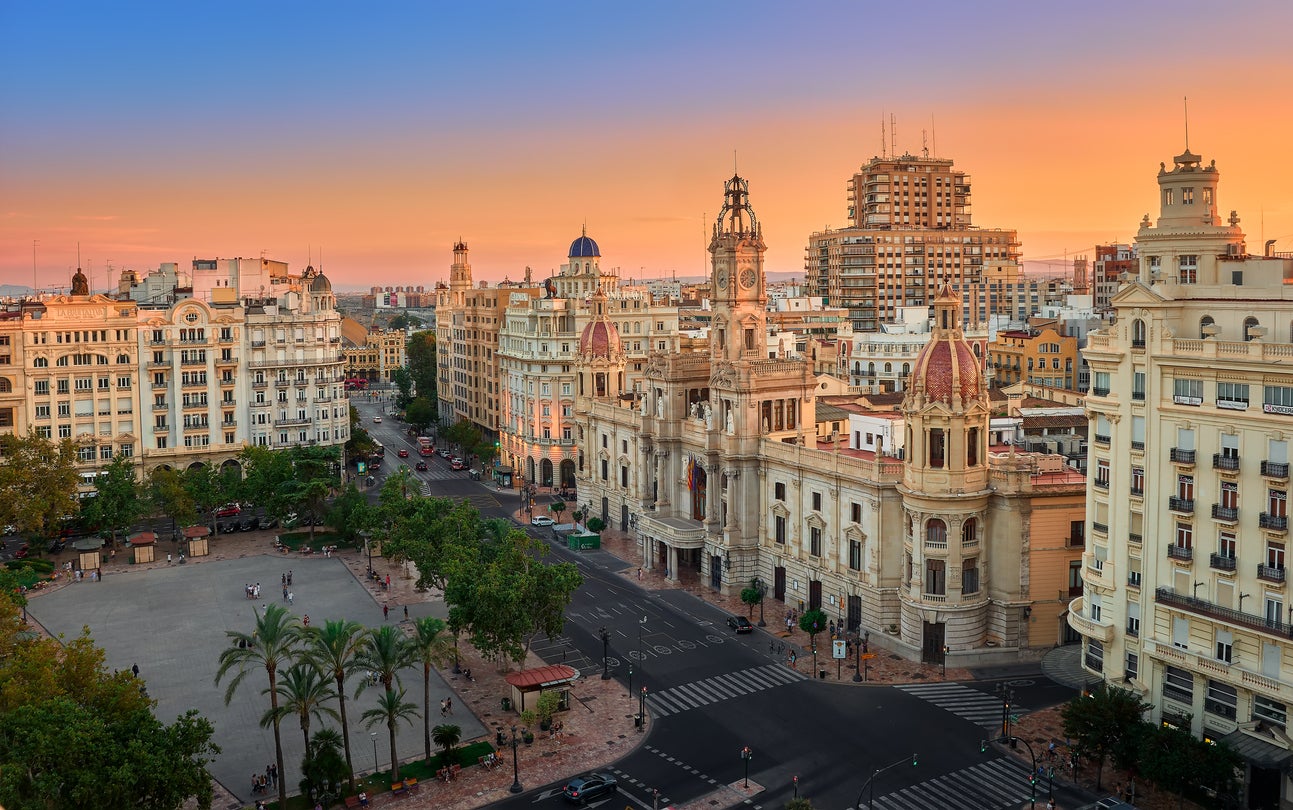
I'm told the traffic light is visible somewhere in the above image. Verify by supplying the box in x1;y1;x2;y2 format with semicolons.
911;753;918;766
980;740;987;753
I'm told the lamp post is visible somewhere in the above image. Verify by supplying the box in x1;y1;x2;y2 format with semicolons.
361;531;373;576
638;687;647;733
369;731;378;782
792;775;799;799
628;663;634;697
599;626;611;680
941;645;949;679
638;615;647;671
853;631;863;682
509;725;523;793
855;753;918;810
753;577;766;627
740;746;752;788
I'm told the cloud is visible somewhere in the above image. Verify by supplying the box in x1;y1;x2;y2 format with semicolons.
73;214;119;221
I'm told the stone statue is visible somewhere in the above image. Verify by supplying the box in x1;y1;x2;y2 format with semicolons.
703;404;713;430
71;267;89;296
690;401;700;419
639;394;648;416
725;408;734;434
655;395;665;418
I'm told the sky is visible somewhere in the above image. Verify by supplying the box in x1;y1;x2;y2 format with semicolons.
2;1;1291;292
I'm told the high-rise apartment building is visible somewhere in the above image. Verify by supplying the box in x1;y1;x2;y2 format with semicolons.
806;154;1021;331
1072;147;1293;808
1092;243;1138;312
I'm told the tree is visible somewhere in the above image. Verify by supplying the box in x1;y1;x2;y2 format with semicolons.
406;330;437;417
360;687;419;783
740;587;762;619
1140;720;1241;808
182;464;228;534
387;314;423;331
324;485;371;545
391;367;414;409
1060;683;1152;790
0;431;81;541
283;445;340;544
82;454;143;548
215;604;302;809
147;466;195;538
237;446;294;522
299;727;349;805
432;723;462;762
411;617;454;763
355;625;415;698
799;609;829;670
586;516;606;534
404;397;436;435
549;500;566;526
305;619;367;793
264;661;339;754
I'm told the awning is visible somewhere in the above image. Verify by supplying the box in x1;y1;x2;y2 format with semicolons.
1218;729;1293;769
71;537;105;551
504;664;579;690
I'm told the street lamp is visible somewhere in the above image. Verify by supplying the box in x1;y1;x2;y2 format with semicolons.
509;725;523;793
792;775;799;799
856;753;918;810
599;626;611;680
628;663;634;697
941;645;949;679
369;731;378;782
360;531;373;576
740;746;752;788
638;686;647;733
753;577;766;627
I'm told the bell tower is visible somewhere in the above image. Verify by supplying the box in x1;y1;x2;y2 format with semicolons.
449;240;472;306
709;175;767;365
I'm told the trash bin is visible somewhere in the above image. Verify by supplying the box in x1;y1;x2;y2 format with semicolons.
819;669;827;680
634;714;643;727
501;697;512;711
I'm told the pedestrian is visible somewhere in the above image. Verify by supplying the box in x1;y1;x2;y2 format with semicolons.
637;567;643;581
283;586;289;601
445;696;453;715
385;573;391;589
288;570;293;586
440;698;447;717
265;766;272;787
131;663;140;677
281;573;286;586
288;591;294;605
167;553;172;564
403;605;409;620
1046;800;1055;810
302;614;310;627
270;764;278;786
383;603;389;620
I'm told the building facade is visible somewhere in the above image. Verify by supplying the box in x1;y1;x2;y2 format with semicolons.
576;175;1085;667
988;326;1080;389
1071;147;1293;808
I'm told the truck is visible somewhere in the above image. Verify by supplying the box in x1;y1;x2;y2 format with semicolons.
418;436;434;457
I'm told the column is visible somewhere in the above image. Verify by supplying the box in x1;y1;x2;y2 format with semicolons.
667;545;679;582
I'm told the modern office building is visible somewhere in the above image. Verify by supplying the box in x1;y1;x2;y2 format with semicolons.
1071;146;1293;808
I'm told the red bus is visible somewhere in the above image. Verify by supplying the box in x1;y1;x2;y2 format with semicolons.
418;437;434;456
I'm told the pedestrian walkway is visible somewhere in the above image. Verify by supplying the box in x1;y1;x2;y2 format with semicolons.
645;663;807;718
866;756;1035;810
893;682;1025;732
1040;644;1100;692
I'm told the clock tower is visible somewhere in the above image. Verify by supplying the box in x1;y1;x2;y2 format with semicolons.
710;174;768;365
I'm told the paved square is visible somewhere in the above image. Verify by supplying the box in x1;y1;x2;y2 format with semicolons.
30;554;484;804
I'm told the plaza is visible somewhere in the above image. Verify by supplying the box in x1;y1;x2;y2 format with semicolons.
29;552;484;804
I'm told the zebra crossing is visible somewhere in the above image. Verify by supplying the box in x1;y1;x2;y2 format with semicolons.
866;757;1035;810
893;682;1025;732
646;663;807;718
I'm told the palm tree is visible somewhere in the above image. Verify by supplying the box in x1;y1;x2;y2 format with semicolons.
411;617;454;763
360;687;420;783
355;625;415;697
481;516;512;546
215;604;301;809
264;661;339;752
306;619;366;791
432;723;462;765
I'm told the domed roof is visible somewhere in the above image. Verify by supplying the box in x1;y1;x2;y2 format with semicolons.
569;226;600;258
310;271;332;293
907;284;983;406
578;319;621;359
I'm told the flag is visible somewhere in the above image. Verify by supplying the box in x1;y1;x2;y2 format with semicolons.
686;456;695;491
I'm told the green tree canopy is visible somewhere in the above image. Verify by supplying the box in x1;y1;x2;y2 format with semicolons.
1060;683;1152;789
82;454;143;547
406;330;437;417
146;466;195;535
391;367;414;409
0;432;81;540
404;397;436;434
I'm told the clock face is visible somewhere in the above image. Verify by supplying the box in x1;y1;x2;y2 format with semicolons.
739;268;757;289
716;271;729;290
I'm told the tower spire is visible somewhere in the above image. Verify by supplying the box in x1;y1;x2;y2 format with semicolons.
1184;96;1189;151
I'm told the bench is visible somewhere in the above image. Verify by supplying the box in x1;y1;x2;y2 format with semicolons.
403;778;419;794
450;763;461;780
343;797;363;810
390;782;407;798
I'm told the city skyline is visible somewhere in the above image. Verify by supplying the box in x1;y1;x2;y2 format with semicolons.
2;1;1291;291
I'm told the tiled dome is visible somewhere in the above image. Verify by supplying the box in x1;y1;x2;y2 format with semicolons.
579;319;621;359
569;226;600;258
908;284;983;405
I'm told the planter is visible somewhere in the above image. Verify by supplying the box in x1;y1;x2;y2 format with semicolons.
501;697;512;712
523;732;534;745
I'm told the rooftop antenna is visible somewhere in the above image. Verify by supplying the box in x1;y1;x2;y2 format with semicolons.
1184;96;1189;150
880;113;887;159
734;149;738;176
32;240;38;294
922;129;929;158
931;114;937;159
890;113;897;158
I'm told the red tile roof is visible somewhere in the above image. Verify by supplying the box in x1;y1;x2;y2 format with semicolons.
504;664;579;689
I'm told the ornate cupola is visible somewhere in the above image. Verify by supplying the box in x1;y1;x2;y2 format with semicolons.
578;287;625;399
709;174;768;364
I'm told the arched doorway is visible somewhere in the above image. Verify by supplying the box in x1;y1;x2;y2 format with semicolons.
540;458;554;488
526;457;536;485
187;461;206;472
559;459;576;490
690;465;707;521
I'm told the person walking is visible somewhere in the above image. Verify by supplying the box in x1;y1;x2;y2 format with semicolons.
302;614;310;627
403;605;409;620
287;570;293;586
440;698;448;717
445;696;453;715
131;663;140;677
287;591;294;605
383;603;389;621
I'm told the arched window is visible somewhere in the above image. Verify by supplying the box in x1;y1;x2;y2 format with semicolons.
884;362;892;374
962;518;977;545
1244;317;1259;342
929;428;946;468
1200;316;1215;339
1131;319;1146;348
902;362;910;376
33;357;48;368
868;362;876;376
927;519;947;546
0;378;10;393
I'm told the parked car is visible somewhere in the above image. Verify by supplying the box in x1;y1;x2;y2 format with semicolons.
219;522;238;534
451;458;466;471
46;539;67;554
3;524;15;535
261;516;279;530
239;516;260;532
215;504;241;518
372;416;382;423
562;773;617;804
531;515;555;527
14;542;30;559
397;449;409;458
726;615;753;633
415;461;428;471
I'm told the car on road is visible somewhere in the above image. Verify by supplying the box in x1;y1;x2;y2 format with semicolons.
531;515;555;527
562;773;617;804
415;461;428;471
372;416;382;423
14;542;30;559
3;525;15;535
438;448;452;459
397;449;409;458
726;615;753;633
215;504;241;518
46;539;67;554
450;458;466;470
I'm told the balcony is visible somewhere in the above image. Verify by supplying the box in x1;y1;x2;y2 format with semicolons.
1130;486;1145;497
147;361;170;370
1263;461;1290;480
1211;504;1239;523
152;402;168;412
1209;553;1237;572
1132;441;1146;451
1094;434;1111;445
180;400;208;411
1155;586;1293;640
182;422;209;432
252;381;268;389
1092;386;1111;397
221;420;237;428
1213;454;1241;472
274;418;311;428
1129;533;1142;545
1127;571;1142;588
181;379;207;389
1260;513;1289;532
1168;497;1195;514
1094;479;1109;490
1167;544;1193;561
1170;448;1196;464
251;340;266;348
1092;521;1109;534
1132;391;1146;401
1258;564;1287;584
1066;597;1114;643
1132;339;1146;349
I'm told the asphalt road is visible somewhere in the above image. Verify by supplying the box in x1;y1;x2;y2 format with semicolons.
355;398;1097;810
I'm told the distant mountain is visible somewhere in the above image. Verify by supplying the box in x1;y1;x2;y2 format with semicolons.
0;285;33;297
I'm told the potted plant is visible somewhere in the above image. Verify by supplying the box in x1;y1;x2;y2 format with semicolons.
519;708;537;731
534;690;562;732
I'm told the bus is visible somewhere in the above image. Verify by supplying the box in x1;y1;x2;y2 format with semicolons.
370;440;385;468
418;437;434;456
345;378;369;391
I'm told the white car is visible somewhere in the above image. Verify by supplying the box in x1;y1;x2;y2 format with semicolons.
531;516;555;527
372;416;382;423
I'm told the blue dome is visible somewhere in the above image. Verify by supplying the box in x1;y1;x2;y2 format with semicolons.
569;233;600;258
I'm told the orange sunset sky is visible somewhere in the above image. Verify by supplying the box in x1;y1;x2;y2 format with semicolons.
2;2;1291;292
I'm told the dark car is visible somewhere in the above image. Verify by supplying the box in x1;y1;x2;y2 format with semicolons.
14;542;30;559
220;522;238;534
397;449;409;458
562;773;617;804
46;539;67;554
239;516;260;532
261;516;279;530
726;615;753;633
415;461;428;471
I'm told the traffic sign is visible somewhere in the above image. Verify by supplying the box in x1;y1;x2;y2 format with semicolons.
861;653;877;660
832;640;847;659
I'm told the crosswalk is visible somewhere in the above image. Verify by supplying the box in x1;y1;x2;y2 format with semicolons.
868;757;1035;810
893;682;1025;732
645;664;807;718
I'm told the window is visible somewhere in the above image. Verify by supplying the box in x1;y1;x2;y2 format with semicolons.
1179;255;1198;284
1163;665;1193;703
774;515;786;545
1265;386;1293;415
1132;319;1146;347
812;492;822;511
926;519;947;547
1095;459;1110;488
1245;317;1260;342
1126;601;1140;636
1173;378;1203;406
1131;467;1145;495
924;559;946;596
1205;680;1237;719
1271;490;1288;518
1178;475;1194;501
1175;522;1193;550
1219;531;1236;558
1126;652;1139;681
1215;629;1233;663
929;428;945;468
962;559;979;594
1085;639;1104;672
962;518;977;545
1217;381;1249;409
775;482;786;501
1172;615;1189;649
849;539;861;571
1268;541;1286;570
1254;696;1287;730
809;527;822;557
600;459;608;481
1221;480;1239;510
851;502;861;523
